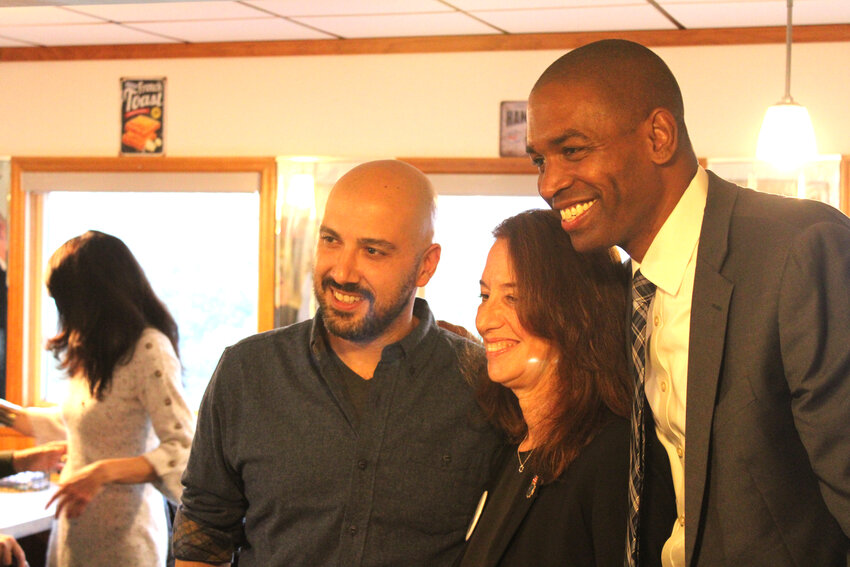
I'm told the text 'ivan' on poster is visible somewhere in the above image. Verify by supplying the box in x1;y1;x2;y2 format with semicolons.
121;77;165;155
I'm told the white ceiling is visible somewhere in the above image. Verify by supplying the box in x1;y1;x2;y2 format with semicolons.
0;0;848;48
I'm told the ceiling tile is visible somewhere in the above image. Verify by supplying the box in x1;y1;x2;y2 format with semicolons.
790;0;850;25
471;5;677;33
243;0;451;17
0;23;179;46
658;0;773;3
658;0;850;25
291;12;500;38
0;34;36;47
128;17;335;42
68;2;270;22
660;1;785;28
451;0;635;9
0;6;104;25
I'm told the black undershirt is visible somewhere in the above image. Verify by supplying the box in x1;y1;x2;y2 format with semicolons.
328;349;372;425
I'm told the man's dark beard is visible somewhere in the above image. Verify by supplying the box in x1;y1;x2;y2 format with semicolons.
315;273;416;343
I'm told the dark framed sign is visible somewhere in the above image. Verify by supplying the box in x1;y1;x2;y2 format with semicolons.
120;77;165;155
499;100;528;157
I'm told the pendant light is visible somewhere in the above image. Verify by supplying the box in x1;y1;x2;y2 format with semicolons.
755;0;817;171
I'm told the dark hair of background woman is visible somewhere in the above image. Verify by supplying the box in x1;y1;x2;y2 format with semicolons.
46;231;179;399
472;209;632;482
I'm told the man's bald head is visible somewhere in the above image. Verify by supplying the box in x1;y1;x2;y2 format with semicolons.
330;159;437;249
315;160;442;345
532;39;691;149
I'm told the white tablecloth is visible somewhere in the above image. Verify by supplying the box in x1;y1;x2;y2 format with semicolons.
0;484;57;539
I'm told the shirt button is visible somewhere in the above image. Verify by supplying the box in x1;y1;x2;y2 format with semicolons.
678;515;685;527
676;446;684;458
441;454;452;466
654;315;660;326
357;459;367;470
349;525;358;536
660;381;668;392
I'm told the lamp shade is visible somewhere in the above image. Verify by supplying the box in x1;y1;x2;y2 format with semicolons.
756;101;818;171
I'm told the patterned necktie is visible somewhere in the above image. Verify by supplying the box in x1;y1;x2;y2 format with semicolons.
625;270;656;567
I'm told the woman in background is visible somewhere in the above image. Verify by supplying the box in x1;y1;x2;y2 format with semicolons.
457;209;632;567
1;231;194;567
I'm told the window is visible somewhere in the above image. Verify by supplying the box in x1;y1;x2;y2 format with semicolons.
7;157;276;411
39;191;258;409
428;194;544;336
707;156;842;209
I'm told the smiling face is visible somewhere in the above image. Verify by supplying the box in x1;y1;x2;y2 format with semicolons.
476;238;555;395
526;80;668;261
312;161;440;345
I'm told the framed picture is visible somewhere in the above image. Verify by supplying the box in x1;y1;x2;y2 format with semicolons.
499;101;527;157
120;77;165;155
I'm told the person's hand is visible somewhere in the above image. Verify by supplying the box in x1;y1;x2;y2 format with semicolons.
12;442;66;474
0;533;27;566
437;320;479;342
0;399;33;437
46;460;108;519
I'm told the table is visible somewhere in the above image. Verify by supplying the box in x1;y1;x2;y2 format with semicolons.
0;485;56;539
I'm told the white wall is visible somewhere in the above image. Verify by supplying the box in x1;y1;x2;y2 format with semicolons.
1;42;848;160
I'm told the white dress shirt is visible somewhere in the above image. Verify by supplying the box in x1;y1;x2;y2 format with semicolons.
632;167;708;567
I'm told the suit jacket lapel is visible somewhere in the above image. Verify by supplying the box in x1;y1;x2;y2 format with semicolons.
491;478;538;566
685;172;736;565
469;445;539;567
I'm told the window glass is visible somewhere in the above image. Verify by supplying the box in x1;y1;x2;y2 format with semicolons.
41;191;258;409
707;156;841;208
427;195;544;338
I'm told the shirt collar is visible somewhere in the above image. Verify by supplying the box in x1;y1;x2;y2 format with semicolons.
632;166;708;296
309;297;436;364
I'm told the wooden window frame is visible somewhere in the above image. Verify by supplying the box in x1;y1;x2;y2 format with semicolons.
4;157;276;418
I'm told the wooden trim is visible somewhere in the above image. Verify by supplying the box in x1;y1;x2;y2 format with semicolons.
26;194;43;407
2;24;849;62
841;155;850;217
7;157;278;409
7;160;25;407
10;156;276;174
258;160;277;333
399;157;536;175
400;156;711;175
0;163;37;454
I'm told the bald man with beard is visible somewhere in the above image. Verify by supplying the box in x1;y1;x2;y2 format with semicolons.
527;40;850;567
173;160;501;567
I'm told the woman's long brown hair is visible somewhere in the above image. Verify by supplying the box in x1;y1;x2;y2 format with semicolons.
46;231;179;399
472;209;631;481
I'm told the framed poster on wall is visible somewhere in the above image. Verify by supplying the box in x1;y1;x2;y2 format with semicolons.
499;101;527;157
120;77;165;155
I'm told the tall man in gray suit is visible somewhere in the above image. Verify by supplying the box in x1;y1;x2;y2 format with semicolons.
526;39;850;566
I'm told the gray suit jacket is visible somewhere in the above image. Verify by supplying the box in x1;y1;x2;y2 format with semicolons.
681;171;850;565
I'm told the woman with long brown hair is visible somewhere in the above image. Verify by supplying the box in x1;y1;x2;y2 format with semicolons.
1;231;193;567
456;209;632;567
